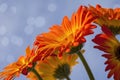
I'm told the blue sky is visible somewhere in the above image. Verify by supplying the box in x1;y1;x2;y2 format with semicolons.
0;0;120;80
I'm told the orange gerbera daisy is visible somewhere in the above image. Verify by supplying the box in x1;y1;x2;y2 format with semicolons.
34;6;96;60
89;4;120;35
0;46;36;80
92;26;120;80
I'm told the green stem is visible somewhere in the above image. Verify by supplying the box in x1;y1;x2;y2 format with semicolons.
31;68;43;80
77;51;95;80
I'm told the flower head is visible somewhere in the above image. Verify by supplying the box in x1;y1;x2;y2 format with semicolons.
89;4;120;34
34;5;96;60
0;46;36;80
27;53;78;80
92;26;120;80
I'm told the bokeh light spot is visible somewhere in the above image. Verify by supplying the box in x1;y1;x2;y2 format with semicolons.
10;6;17;14
48;3;57;12
1;37;9;47
34;16;46;28
0;3;8;13
0;26;7;36
27;17;35;26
